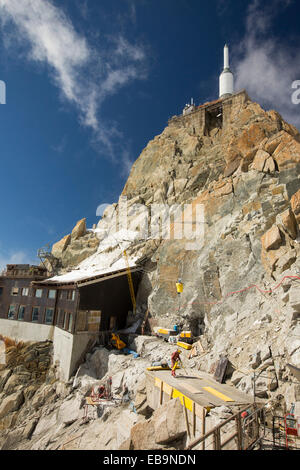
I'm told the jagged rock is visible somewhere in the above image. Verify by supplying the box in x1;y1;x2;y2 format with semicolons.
52;234;71;258
261;225;282;251
0;391;24;419
32;411;61;437
291;188;300;217
4;95;300;449
3;373;30;394
278;208;298;239
250;352;262;370
71;218;87;240
261;346;272;362
251;149;270;172
0;369;12;393
31;384;56;411
134;378;152;417
152;398;186;445
130;419;162;450
23;419;38;440
231;370;245;386
263;157;276;174
1;429;23;450
288;287;300;312
57;394;82;425
276;250;296;273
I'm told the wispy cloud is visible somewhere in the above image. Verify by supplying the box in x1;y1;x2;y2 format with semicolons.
234;0;300;129
0;0;147;167
0;250;36;273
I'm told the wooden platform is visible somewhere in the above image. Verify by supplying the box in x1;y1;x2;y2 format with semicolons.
146;369;261;409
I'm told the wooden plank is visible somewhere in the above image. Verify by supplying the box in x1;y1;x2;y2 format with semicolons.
235;414;243;450
213;428;221;450
202;408;206;451
159;380;163;405
192;402;196;437
213;356;229;384
183;396;191;439
202;386;234;402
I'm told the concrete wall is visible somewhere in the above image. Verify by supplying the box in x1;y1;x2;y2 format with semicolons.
0;318;54;342
0;318;96;382
53;328;96;381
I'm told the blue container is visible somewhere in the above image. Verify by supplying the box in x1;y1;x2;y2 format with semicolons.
173;325;178;332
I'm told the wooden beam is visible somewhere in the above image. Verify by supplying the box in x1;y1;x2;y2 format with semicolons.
183;396;191;439
202;407;206;451
192;402;196;437
235;414;243;450
159;380;163;406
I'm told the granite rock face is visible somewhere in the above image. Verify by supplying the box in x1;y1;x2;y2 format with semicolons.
50;218;99;271
40;92;300;438
90;93;300;405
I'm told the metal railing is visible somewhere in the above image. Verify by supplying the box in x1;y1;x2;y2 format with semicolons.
186;404;265;451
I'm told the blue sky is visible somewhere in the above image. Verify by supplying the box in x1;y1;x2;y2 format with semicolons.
0;0;300;270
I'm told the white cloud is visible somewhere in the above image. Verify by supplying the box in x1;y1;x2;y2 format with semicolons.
0;0;147;160
0;250;36;273
234;0;300;129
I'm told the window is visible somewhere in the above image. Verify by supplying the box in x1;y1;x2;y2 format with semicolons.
45;308;54;324
67;290;76;301
63;312;69;330
22;287;29;296
59;291;64;300
0;287;3;296
35;289;43;298
8;305;17;319
48;290;56;300
57;309;64;326
18;306;26;321
11;287;19;296
32;307;40;322
68;314;73;333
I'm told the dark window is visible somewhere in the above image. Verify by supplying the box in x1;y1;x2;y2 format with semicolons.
67;290;76;301
48;290;56;299
68;314;73;333
18;306;26;321
63;312;69;330
0;287;3;296
32;307;40;322
45;308;54;324
11;287;19;296
57;309;64;326
35;289;43;298
8;305;17;319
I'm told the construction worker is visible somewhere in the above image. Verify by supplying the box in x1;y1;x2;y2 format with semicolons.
170;349;182;377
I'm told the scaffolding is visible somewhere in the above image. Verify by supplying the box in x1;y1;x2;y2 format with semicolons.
37;244;57;273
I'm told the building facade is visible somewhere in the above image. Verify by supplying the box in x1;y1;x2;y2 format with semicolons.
0;263;141;380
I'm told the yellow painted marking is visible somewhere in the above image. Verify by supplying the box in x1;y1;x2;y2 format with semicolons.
154;378;193;411
152;375;212;417
172;389;194;412
202;386;234;402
